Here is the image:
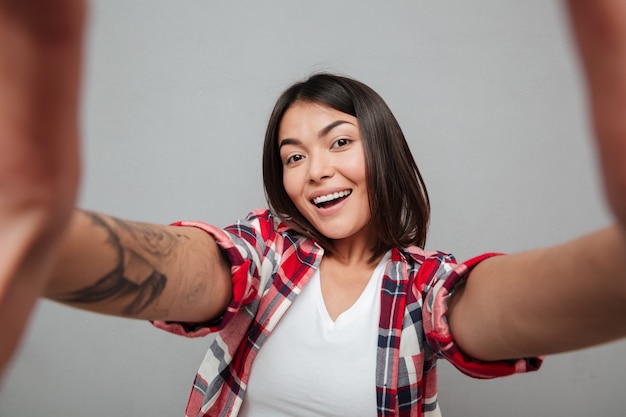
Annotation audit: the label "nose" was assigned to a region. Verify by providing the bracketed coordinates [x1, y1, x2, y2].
[307, 150, 334, 183]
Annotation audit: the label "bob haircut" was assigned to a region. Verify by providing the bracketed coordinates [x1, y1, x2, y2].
[263, 73, 430, 259]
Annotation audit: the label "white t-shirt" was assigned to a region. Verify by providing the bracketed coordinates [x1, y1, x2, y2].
[238, 252, 391, 417]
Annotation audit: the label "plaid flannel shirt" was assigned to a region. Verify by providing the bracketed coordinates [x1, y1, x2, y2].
[154, 209, 541, 417]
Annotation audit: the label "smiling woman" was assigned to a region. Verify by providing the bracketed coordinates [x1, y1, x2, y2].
[279, 102, 371, 246]
[1, 1, 626, 417]
[264, 74, 430, 261]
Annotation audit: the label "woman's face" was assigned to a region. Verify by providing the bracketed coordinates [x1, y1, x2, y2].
[278, 101, 372, 243]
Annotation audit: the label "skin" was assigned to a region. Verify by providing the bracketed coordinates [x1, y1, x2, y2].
[0, 0, 626, 383]
[0, 0, 86, 373]
[46, 211, 232, 322]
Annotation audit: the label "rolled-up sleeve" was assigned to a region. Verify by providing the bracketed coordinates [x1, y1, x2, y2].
[422, 252, 543, 378]
[152, 210, 272, 337]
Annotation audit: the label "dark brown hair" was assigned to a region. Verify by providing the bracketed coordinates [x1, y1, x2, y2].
[263, 73, 430, 259]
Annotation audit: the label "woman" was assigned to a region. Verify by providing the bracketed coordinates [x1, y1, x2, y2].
[1, 1, 626, 416]
[152, 74, 542, 417]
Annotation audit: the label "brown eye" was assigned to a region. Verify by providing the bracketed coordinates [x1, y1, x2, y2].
[286, 154, 305, 165]
[332, 138, 351, 148]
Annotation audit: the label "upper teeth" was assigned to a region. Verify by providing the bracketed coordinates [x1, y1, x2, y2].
[313, 190, 351, 205]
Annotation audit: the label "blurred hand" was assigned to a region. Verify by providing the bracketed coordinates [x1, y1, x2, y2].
[0, 0, 86, 375]
[567, 0, 626, 233]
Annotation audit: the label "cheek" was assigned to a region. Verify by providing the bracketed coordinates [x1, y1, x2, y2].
[341, 144, 367, 179]
[344, 155, 368, 184]
[282, 171, 301, 204]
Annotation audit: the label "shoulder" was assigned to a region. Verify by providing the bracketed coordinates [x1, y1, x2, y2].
[394, 246, 457, 269]
[224, 209, 282, 240]
[224, 208, 318, 253]
[388, 246, 461, 296]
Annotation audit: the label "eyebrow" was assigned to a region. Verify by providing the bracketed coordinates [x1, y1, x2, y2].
[278, 120, 355, 149]
[318, 120, 354, 138]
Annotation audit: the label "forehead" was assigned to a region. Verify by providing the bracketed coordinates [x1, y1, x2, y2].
[278, 101, 358, 139]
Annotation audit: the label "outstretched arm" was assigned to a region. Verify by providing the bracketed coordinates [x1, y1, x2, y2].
[0, 1, 232, 376]
[47, 210, 232, 322]
[447, 0, 626, 362]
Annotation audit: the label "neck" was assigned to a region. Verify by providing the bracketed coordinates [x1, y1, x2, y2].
[328, 232, 380, 267]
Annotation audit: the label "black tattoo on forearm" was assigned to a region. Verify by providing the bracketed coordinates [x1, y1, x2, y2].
[59, 212, 171, 316]
[62, 267, 166, 315]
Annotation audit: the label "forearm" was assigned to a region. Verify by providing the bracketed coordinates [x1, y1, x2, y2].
[449, 226, 626, 361]
[46, 210, 232, 323]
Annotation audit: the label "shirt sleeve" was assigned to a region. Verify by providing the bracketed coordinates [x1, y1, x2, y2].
[422, 252, 543, 379]
[152, 209, 274, 337]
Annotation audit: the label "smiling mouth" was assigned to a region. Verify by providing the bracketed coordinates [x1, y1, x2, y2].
[311, 190, 352, 208]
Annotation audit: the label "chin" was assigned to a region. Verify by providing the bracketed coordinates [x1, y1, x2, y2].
[319, 228, 362, 241]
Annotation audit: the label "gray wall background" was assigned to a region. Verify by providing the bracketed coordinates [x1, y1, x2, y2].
[1, 1, 625, 416]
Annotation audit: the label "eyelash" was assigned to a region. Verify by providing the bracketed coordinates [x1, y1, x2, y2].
[285, 154, 304, 165]
[332, 138, 352, 148]
[283, 138, 352, 165]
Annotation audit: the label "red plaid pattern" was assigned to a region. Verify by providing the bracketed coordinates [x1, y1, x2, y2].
[154, 209, 542, 417]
